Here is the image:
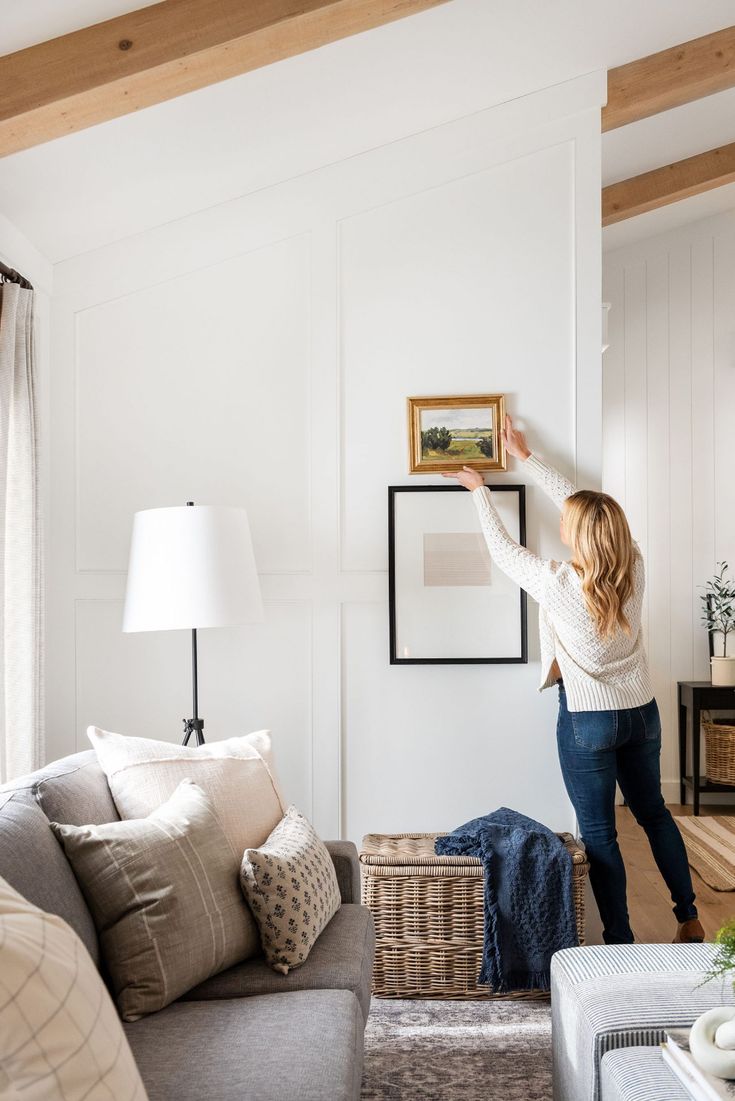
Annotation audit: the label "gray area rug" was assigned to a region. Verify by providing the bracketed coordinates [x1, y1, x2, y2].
[361, 998, 552, 1101]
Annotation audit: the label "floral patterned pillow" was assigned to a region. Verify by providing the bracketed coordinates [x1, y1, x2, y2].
[240, 806, 342, 974]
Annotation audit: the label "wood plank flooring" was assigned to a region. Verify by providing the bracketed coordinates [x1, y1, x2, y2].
[617, 804, 735, 943]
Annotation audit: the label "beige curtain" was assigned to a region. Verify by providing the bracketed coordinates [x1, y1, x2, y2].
[0, 282, 43, 781]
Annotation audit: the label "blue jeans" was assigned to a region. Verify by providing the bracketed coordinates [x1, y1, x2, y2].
[556, 683, 697, 944]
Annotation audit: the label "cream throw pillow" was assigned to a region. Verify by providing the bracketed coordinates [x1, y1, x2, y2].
[0, 875, 148, 1100]
[88, 726, 286, 855]
[51, 780, 256, 1022]
[240, 806, 341, 975]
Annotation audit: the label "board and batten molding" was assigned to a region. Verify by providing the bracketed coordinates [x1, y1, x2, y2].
[44, 73, 604, 844]
[603, 207, 735, 802]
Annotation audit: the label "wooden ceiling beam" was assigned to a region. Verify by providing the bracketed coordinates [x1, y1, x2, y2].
[602, 142, 735, 226]
[603, 25, 735, 131]
[0, 0, 449, 157]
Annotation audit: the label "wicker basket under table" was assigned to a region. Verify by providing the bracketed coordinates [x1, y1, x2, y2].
[702, 719, 735, 786]
[360, 831, 589, 1000]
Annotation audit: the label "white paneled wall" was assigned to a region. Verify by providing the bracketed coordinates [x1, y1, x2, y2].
[74, 236, 312, 574]
[603, 211, 735, 800]
[46, 73, 604, 843]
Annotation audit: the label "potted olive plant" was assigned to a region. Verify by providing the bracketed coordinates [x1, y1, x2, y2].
[701, 562, 735, 686]
[705, 920, 735, 989]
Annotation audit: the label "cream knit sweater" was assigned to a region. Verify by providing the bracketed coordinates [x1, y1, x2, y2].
[471, 454, 653, 712]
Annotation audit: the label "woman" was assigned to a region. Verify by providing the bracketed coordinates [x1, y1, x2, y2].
[445, 414, 703, 946]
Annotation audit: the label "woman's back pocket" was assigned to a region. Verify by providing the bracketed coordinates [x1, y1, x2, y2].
[571, 709, 619, 750]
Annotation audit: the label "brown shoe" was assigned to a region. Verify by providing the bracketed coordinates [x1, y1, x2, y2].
[674, 919, 705, 943]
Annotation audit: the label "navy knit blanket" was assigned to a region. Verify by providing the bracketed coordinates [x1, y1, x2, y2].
[435, 807, 578, 993]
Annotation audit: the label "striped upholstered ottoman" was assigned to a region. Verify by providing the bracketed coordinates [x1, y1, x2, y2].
[551, 943, 733, 1101]
[600, 1048, 688, 1100]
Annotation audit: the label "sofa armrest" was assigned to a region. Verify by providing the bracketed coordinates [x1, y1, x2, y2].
[551, 944, 725, 1101]
[325, 840, 361, 904]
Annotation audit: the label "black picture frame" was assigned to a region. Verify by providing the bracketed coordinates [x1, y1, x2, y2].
[388, 484, 528, 665]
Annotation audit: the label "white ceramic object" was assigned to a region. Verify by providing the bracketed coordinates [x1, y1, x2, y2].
[711, 657, 735, 687]
[716, 1018, 735, 1050]
[690, 1007, 735, 1078]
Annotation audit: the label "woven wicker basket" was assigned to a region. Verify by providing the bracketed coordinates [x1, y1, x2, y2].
[703, 719, 735, 786]
[360, 831, 589, 1000]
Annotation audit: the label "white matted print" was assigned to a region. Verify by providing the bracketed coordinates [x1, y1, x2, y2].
[423, 533, 492, 587]
[389, 485, 527, 663]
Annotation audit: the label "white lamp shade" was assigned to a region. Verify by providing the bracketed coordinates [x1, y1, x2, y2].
[123, 505, 264, 633]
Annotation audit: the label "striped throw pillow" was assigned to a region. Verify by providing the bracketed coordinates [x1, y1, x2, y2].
[51, 780, 255, 1021]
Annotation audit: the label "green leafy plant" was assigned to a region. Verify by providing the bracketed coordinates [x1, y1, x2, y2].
[477, 435, 494, 458]
[421, 426, 453, 453]
[701, 562, 735, 657]
[703, 920, 735, 991]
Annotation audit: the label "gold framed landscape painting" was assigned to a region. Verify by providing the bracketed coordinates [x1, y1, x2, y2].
[407, 394, 506, 474]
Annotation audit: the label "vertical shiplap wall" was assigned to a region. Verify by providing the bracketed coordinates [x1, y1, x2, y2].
[603, 212, 735, 798]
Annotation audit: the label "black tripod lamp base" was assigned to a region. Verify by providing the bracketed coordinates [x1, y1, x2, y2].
[182, 717, 204, 747]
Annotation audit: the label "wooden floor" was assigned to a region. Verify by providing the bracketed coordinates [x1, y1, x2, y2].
[618, 804, 735, 943]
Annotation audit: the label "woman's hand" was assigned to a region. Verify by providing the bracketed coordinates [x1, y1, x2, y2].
[502, 414, 531, 461]
[442, 466, 485, 491]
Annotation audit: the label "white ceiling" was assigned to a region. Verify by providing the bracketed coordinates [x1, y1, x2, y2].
[602, 87, 735, 187]
[2, 0, 735, 261]
[1, 0, 157, 53]
[601, 83, 735, 252]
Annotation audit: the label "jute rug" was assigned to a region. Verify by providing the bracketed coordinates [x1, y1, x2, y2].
[674, 814, 735, 890]
[361, 998, 552, 1101]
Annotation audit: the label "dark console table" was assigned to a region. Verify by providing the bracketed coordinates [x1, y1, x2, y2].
[678, 680, 735, 815]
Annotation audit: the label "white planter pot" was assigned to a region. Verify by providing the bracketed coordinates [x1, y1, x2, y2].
[711, 657, 735, 686]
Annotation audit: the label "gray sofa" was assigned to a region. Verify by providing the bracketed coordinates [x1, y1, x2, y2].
[0, 750, 375, 1101]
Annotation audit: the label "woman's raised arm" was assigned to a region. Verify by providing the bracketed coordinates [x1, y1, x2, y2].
[503, 415, 576, 512]
[442, 465, 553, 604]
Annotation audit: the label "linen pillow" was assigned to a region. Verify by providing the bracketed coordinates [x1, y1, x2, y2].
[240, 806, 341, 975]
[0, 874, 148, 1100]
[88, 726, 286, 855]
[51, 780, 256, 1022]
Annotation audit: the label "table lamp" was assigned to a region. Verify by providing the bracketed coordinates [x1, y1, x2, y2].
[123, 502, 264, 745]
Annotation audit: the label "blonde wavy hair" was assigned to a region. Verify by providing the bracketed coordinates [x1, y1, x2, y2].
[563, 491, 636, 639]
